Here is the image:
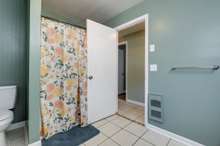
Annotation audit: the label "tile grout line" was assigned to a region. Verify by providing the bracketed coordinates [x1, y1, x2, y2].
[93, 114, 157, 146]
[97, 118, 125, 146]
[98, 128, 122, 146]
[116, 113, 144, 126]
[88, 117, 119, 146]
[140, 130, 158, 146]
[109, 137, 122, 146]
[98, 115, 144, 146]
[115, 115, 146, 136]
[90, 114, 185, 146]
[132, 130, 148, 146]
[92, 114, 174, 146]
[109, 115, 147, 146]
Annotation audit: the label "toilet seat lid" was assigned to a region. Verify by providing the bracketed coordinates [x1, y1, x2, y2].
[0, 110, 13, 121]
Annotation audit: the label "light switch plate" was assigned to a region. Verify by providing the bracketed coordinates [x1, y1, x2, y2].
[150, 64, 158, 72]
[149, 44, 156, 52]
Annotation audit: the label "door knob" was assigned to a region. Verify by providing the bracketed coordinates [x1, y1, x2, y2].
[88, 76, 93, 80]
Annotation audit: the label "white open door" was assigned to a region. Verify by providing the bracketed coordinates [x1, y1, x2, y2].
[87, 20, 118, 124]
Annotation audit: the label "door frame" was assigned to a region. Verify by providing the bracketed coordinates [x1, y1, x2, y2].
[114, 14, 149, 126]
[118, 41, 128, 101]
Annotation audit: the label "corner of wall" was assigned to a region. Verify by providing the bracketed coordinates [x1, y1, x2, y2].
[28, 0, 41, 144]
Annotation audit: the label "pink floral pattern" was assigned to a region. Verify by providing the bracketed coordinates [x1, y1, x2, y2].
[40, 17, 87, 139]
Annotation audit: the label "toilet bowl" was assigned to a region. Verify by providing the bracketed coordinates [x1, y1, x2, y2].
[0, 86, 16, 146]
[0, 110, 13, 146]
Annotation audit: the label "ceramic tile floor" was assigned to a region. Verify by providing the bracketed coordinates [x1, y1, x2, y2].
[118, 99, 145, 125]
[5, 117, 188, 146]
[81, 115, 188, 146]
[6, 127, 27, 146]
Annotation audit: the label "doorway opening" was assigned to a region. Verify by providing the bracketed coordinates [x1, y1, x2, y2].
[116, 19, 146, 125]
[118, 42, 127, 101]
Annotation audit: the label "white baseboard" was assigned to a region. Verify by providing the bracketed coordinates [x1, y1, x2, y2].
[147, 124, 205, 146]
[28, 140, 42, 146]
[7, 121, 26, 131]
[127, 99, 145, 107]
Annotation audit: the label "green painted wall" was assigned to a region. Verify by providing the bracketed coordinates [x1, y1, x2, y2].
[106, 0, 220, 146]
[0, 0, 27, 123]
[28, 0, 41, 144]
[120, 31, 145, 103]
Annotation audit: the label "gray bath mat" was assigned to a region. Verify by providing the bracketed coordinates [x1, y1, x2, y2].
[42, 125, 100, 146]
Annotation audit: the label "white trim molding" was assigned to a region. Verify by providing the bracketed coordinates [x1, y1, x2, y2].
[115, 15, 146, 31]
[28, 140, 42, 146]
[147, 124, 205, 146]
[7, 121, 26, 131]
[127, 99, 145, 107]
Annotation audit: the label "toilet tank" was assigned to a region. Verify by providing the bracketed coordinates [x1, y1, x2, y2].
[0, 86, 16, 110]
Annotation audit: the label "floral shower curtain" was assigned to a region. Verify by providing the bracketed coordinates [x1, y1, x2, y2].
[40, 17, 88, 139]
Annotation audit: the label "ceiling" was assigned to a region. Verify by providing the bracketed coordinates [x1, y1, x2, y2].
[119, 22, 145, 39]
[42, 0, 144, 23]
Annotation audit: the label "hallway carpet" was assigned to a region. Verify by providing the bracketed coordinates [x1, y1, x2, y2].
[42, 125, 99, 146]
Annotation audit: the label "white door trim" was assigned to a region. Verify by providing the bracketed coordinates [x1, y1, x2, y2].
[114, 14, 149, 126]
[115, 15, 146, 32]
[118, 41, 128, 101]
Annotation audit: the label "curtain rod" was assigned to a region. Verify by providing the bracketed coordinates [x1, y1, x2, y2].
[41, 15, 86, 30]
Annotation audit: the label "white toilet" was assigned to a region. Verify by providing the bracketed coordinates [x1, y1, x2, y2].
[0, 86, 16, 146]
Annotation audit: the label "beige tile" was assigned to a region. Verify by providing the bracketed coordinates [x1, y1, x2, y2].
[118, 109, 127, 116]
[124, 122, 146, 137]
[119, 107, 133, 113]
[99, 122, 121, 137]
[8, 138, 26, 146]
[118, 101, 145, 122]
[126, 102, 138, 107]
[135, 115, 145, 124]
[118, 109, 131, 116]
[142, 130, 170, 146]
[123, 110, 141, 121]
[99, 139, 119, 146]
[111, 130, 138, 146]
[133, 108, 145, 115]
[134, 139, 153, 146]
[6, 128, 25, 140]
[168, 140, 188, 146]
[110, 116, 131, 128]
[105, 115, 121, 121]
[135, 106, 145, 111]
[92, 119, 109, 128]
[118, 99, 125, 103]
[118, 102, 126, 107]
[84, 133, 108, 146]
[6, 127, 27, 146]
